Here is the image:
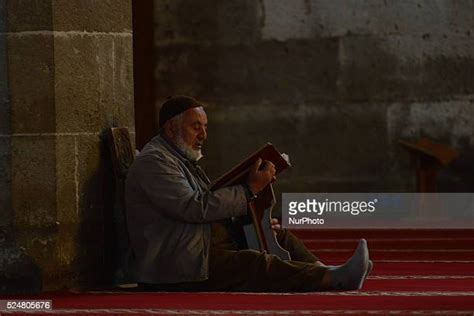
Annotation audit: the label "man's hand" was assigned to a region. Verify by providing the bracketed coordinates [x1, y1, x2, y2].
[271, 218, 281, 237]
[270, 218, 281, 231]
[247, 158, 276, 195]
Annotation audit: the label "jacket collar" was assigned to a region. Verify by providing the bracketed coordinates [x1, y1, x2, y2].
[154, 135, 211, 186]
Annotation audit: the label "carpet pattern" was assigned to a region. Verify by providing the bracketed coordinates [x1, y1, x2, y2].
[1, 229, 473, 315]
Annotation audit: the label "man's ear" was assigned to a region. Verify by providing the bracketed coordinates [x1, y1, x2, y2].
[162, 121, 175, 139]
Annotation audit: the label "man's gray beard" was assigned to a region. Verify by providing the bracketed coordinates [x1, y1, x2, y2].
[175, 136, 203, 162]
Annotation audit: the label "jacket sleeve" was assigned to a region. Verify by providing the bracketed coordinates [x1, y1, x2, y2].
[131, 155, 248, 223]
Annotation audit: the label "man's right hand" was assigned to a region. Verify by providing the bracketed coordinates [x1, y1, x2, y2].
[247, 158, 276, 195]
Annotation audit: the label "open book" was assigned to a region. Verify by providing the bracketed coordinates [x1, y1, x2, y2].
[210, 143, 291, 191]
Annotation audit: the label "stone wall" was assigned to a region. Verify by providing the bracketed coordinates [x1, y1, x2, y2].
[153, 0, 474, 196]
[0, 0, 134, 293]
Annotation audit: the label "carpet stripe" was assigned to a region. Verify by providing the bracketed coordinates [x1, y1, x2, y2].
[303, 238, 474, 241]
[314, 291, 474, 296]
[348, 260, 474, 263]
[367, 275, 474, 279]
[82, 291, 474, 296]
[291, 229, 474, 239]
[4, 309, 474, 315]
[6, 292, 474, 312]
[315, 251, 474, 261]
[313, 249, 474, 252]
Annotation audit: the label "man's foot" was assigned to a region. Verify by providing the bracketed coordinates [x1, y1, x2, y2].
[365, 260, 373, 280]
[317, 259, 373, 279]
[358, 259, 373, 288]
[321, 239, 369, 291]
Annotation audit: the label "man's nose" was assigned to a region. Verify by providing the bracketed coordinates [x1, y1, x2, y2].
[199, 127, 207, 140]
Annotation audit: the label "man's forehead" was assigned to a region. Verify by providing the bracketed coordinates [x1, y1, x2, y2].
[183, 107, 207, 123]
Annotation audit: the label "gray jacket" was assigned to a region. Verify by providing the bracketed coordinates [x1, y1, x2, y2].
[125, 135, 248, 284]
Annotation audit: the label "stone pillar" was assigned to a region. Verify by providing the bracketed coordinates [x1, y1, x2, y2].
[0, 0, 134, 294]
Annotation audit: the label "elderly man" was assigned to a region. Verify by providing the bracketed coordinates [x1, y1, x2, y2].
[125, 95, 372, 292]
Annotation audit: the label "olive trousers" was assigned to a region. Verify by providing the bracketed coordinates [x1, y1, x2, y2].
[143, 227, 328, 292]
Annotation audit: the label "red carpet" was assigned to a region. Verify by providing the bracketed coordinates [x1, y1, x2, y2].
[2, 229, 473, 315]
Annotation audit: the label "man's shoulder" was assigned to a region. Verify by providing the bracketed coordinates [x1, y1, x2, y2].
[130, 136, 181, 172]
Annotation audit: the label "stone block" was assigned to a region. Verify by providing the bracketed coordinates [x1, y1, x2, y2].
[0, 5, 8, 134]
[5, 0, 53, 32]
[52, 0, 132, 33]
[0, 137, 12, 225]
[0, 1, 5, 33]
[56, 136, 78, 224]
[422, 55, 474, 98]
[9, 136, 58, 283]
[446, 1, 474, 35]
[0, 34, 9, 135]
[154, 39, 338, 105]
[261, 0, 474, 40]
[337, 36, 413, 102]
[260, 0, 314, 40]
[14, 226, 57, 278]
[0, 244, 42, 295]
[54, 34, 134, 133]
[337, 35, 474, 102]
[154, 0, 217, 44]
[387, 99, 474, 149]
[0, 100, 10, 135]
[53, 223, 79, 275]
[11, 136, 57, 227]
[7, 34, 55, 134]
[53, 135, 93, 285]
[385, 34, 474, 98]
[154, 0, 260, 45]
[215, 0, 262, 44]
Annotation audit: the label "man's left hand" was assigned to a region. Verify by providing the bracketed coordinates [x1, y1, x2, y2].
[271, 218, 281, 231]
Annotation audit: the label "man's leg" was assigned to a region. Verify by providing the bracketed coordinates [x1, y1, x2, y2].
[142, 239, 370, 292]
[276, 229, 320, 263]
[204, 247, 328, 292]
[205, 239, 369, 292]
[140, 248, 321, 292]
[277, 229, 373, 281]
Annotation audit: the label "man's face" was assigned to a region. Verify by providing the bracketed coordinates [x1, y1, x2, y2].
[170, 107, 208, 161]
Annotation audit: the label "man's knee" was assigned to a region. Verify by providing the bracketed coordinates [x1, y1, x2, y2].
[235, 249, 270, 265]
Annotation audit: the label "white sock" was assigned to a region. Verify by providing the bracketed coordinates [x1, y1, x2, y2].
[325, 239, 369, 290]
